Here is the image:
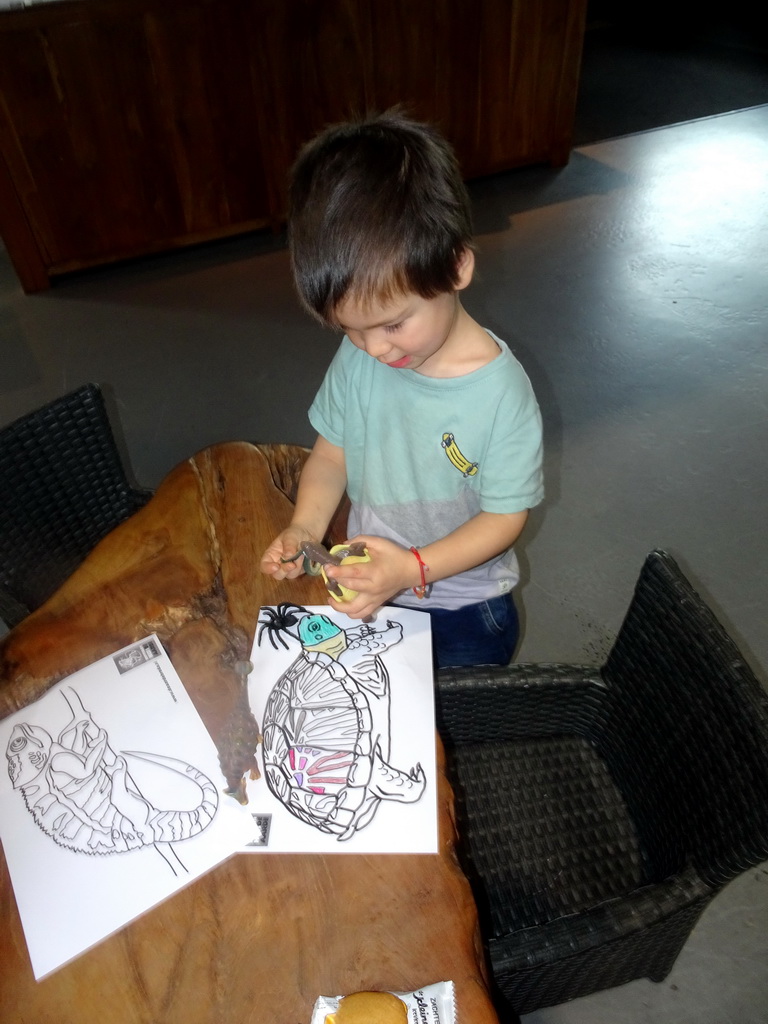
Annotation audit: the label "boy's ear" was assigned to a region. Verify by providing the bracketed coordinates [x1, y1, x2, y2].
[454, 247, 475, 291]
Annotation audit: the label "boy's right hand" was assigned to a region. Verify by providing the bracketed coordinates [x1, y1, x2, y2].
[259, 526, 315, 581]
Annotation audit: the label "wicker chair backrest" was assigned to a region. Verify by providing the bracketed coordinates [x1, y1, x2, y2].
[0, 383, 149, 621]
[600, 549, 768, 887]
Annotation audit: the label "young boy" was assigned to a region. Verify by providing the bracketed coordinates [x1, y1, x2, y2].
[260, 110, 544, 669]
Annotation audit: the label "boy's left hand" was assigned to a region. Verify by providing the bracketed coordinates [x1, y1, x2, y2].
[324, 536, 419, 620]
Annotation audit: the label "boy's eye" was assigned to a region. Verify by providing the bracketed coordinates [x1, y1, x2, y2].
[384, 322, 404, 333]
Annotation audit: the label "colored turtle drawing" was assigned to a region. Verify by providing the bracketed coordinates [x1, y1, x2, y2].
[257, 604, 427, 840]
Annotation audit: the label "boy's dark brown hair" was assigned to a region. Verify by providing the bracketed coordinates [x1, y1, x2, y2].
[288, 110, 474, 325]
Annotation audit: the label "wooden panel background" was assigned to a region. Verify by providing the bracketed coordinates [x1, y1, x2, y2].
[0, 0, 587, 291]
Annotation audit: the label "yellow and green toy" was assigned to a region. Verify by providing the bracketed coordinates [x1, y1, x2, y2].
[299, 541, 371, 602]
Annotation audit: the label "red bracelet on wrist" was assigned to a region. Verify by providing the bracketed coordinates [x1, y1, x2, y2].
[409, 547, 431, 599]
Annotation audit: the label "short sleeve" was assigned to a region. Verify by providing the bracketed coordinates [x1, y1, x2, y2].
[308, 339, 353, 447]
[478, 363, 544, 513]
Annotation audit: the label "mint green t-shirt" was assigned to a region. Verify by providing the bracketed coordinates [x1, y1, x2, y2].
[309, 331, 544, 610]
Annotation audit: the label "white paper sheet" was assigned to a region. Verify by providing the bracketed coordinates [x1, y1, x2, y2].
[0, 636, 257, 980]
[243, 605, 438, 854]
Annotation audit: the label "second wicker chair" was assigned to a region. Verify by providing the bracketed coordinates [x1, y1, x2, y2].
[436, 549, 768, 1016]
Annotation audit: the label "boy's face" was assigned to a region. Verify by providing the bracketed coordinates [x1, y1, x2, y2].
[334, 251, 475, 378]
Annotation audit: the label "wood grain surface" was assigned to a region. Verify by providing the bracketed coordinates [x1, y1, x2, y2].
[0, 0, 587, 290]
[0, 442, 500, 1024]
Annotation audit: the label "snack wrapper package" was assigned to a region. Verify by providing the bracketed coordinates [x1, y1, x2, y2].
[310, 981, 456, 1024]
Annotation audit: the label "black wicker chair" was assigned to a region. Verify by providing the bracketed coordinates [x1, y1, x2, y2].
[436, 550, 768, 1017]
[0, 383, 152, 628]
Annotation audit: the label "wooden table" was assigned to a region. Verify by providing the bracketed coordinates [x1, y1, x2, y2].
[0, 442, 500, 1024]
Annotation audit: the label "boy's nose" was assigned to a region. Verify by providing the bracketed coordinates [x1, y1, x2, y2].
[364, 333, 392, 358]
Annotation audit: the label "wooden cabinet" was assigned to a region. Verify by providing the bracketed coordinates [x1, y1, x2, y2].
[0, 0, 587, 292]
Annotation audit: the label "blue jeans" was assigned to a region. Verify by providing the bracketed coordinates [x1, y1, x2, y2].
[397, 592, 520, 670]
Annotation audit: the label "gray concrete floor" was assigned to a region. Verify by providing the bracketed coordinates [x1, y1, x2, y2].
[2, 106, 767, 1021]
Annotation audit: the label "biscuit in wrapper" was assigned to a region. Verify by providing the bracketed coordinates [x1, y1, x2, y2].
[324, 990, 408, 1024]
[312, 980, 456, 1024]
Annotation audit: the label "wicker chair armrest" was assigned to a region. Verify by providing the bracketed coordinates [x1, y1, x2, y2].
[435, 664, 607, 746]
[127, 488, 154, 512]
[491, 865, 712, 973]
[0, 587, 30, 630]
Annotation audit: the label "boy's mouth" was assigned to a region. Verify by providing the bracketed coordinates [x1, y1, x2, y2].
[385, 355, 411, 369]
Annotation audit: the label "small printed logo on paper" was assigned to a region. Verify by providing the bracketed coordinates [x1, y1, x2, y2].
[247, 814, 272, 847]
[114, 639, 161, 674]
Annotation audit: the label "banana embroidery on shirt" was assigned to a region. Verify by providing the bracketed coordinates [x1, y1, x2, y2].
[441, 433, 479, 477]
